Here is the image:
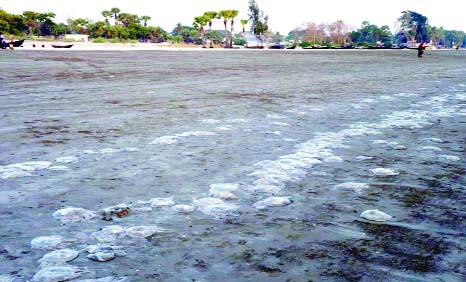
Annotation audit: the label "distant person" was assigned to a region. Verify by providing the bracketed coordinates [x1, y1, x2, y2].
[8, 34, 14, 50]
[417, 41, 425, 58]
[0, 33, 6, 49]
[455, 44, 460, 50]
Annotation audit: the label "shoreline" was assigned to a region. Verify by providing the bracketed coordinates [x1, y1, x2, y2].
[4, 40, 462, 51]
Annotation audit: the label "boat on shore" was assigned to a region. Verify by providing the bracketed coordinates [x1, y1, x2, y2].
[10, 39, 25, 47]
[51, 44, 73, 49]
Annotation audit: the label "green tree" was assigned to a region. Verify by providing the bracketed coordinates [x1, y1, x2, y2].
[240, 19, 248, 33]
[228, 10, 238, 47]
[110, 7, 120, 25]
[101, 10, 112, 24]
[22, 11, 39, 36]
[203, 11, 218, 48]
[193, 15, 208, 47]
[248, 0, 268, 45]
[140, 15, 151, 27]
[37, 12, 56, 36]
[219, 10, 230, 47]
[73, 18, 89, 34]
[397, 10, 428, 44]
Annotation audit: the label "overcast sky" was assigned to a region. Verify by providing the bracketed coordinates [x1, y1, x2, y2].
[2, 0, 465, 34]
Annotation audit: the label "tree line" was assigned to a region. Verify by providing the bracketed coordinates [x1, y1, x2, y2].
[290, 11, 465, 48]
[1, 5, 465, 47]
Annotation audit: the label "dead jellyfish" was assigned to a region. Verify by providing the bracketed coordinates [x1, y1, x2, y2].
[208, 183, 239, 200]
[32, 266, 86, 282]
[199, 203, 239, 218]
[31, 236, 64, 250]
[54, 156, 78, 164]
[335, 182, 369, 193]
[193, 197, 224, 207]
[324, 156, 344, 163]
[91, 225, 126, 243]
[420, 146, 442, 152]
[149, 197, 175, 207]
[370, 168, 399, 176]
[52, 207, 97, 224]
[87, 251, 115, 262]
[438, 155, 460, 161]
[39, 249, 79, 266]
[48, 166, 70, 171]
[126, 225, 169, 239]
[171, 204, 195, 213]
[360, 209, 392, 222]
[253, 196, 291, 209]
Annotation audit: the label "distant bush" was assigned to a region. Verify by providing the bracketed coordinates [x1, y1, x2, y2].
[300, 41, 312, 47]
[234, 38, 246, 46]
[92, 37, 106, 43]
[109, 38, 121, 43]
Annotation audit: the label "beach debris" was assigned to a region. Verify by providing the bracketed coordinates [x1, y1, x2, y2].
[335, 182, 369, 193]
[100, 204, 130, 220]
[253, 196, 292, 209]
[370, 168, 399, 176]
[54, 156, 78, 164]
[92, 225, 126, 243]
[171, 204, 195, 213]
[39, 249, 79, 266]
[149, 197, 175, 207]
[208, 183, 239, 200]
[52, 207, 97, 224]
[360, 209, 392, 222]
[32, 266, 86, 282]
[126, 225, 169, 239]
[31, 236, 65, 250]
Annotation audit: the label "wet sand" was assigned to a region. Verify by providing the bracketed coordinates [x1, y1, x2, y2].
[0, 50, 465, 281]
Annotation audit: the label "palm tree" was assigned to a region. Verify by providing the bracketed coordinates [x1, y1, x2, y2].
[23, 11, 39, 36]
[74, 18, 89, 34]
[110, 7, 120, 25]
[193, 16, 208, 48]
[240, 19, 248, 33]
[203, 11, 218, 48]
[219, 10, 230, 48]
[101, 11, 112, 24]
[140, 15, 151, 27]
[229, 10, 239, 47]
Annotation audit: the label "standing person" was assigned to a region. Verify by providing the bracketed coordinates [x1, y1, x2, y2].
[0, 33, 7, 49]
[8, 34, 14, 50]
[417, 41, 425, 58]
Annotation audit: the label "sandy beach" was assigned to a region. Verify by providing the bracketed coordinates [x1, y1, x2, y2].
[11, 40, 246, 51]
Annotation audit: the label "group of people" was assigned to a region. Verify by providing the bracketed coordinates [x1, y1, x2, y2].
[0, 33, 14, 49]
